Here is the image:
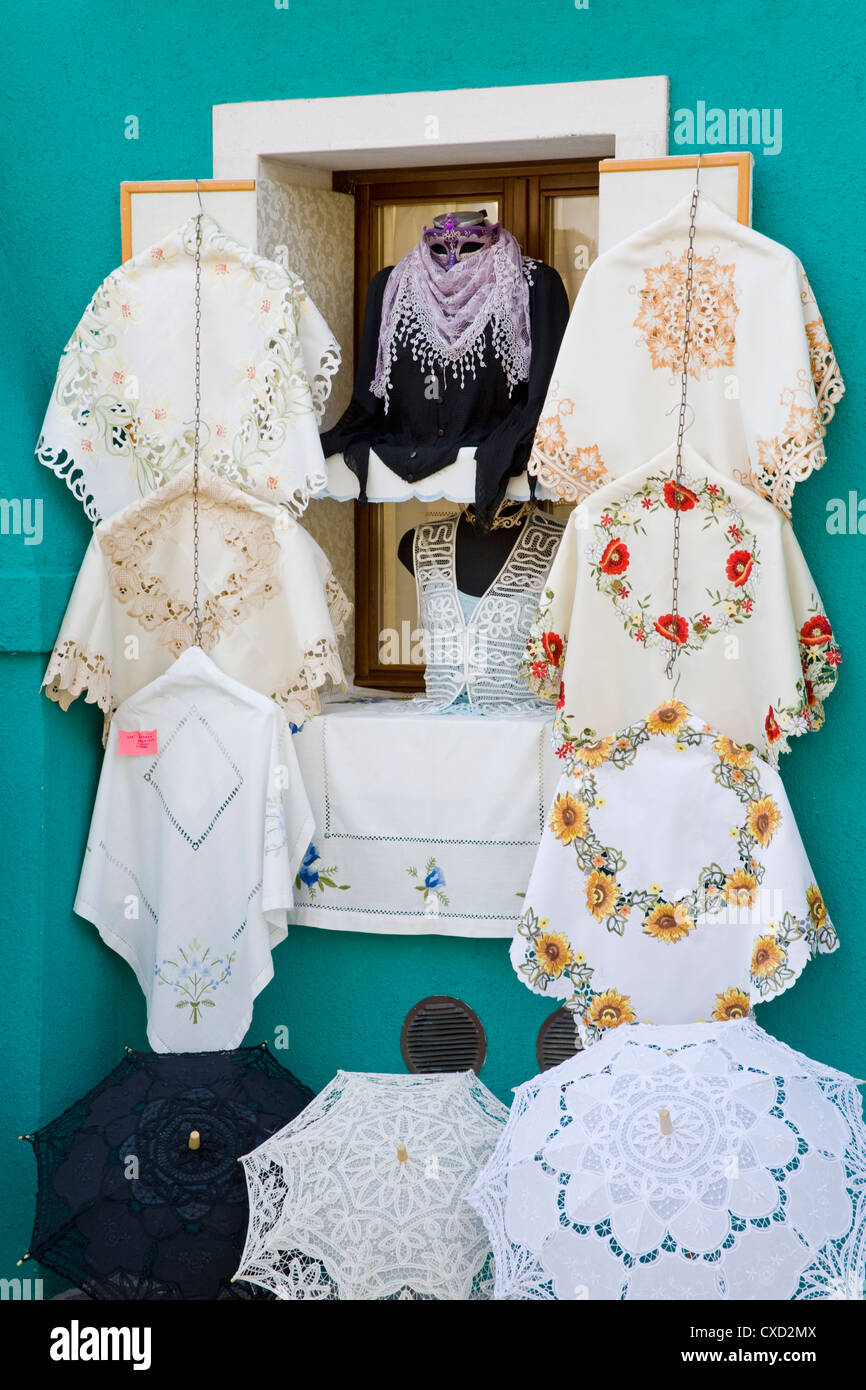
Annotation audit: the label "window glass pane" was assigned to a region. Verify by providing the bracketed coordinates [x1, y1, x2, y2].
[545, 193, 599, 305]
[377, 499, 460, 670]
[376, 200, 501, 270]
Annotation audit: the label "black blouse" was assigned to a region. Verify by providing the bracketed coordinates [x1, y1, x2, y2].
[321, 259, 569, 523]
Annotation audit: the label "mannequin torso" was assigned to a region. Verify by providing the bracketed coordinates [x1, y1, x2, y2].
[399, 508, 533, 597]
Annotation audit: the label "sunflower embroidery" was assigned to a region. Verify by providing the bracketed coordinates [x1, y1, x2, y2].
[585, 869, 619, 920]
[746, 796, 782, 847]
[712, 986, 751, 1021]
[535, 930, 575, 979]
[550, 793, 589, 844]
[572, 735, 615, 768]
[806, 883, 828, 930]
[585, 987, 636, 1031]
[724, 869, 759, 909]
[646, 700, 690, 737]
[713, 734, 753, 769]
[643, 900, 696, 944]
[751, 935, 785, 980]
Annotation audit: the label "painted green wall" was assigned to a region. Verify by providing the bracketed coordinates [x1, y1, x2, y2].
[1, 0, 863, 1285]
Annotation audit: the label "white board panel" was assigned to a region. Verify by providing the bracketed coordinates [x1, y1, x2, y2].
[599, 157, 752, 254]
[126, 189, 258, 259]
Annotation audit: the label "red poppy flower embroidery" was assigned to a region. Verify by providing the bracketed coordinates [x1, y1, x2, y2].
[726, 549, 754, 587]
[765, 707, 781, 743]
[541, 631, 564, 665]
[599, 538, 630, 576]
[800, 615, 833, 646]
[654, 613, 689, 645]
[663, 481, 698, 511]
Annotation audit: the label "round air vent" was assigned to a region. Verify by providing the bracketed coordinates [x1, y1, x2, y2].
[401, 996, 486, 1074]
[536, 1007, 582, 1072]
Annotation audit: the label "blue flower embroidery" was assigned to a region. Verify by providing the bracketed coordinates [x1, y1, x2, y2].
[298, 842, 320, 888]
[408, 857, 450, 910]
[295, 843, 350, 899]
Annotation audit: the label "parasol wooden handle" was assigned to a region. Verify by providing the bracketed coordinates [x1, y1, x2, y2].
[188, 1129, 201, 1151]
[659, 1108, 674, 1136]
[396, 1142, 408, 1163]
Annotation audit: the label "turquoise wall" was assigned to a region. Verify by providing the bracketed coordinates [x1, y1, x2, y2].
[1, 0, 863, 1285]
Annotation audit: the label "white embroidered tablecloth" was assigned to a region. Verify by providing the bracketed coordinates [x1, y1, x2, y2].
[75, 648, 314, 1052]
[292, 699, 559, 937]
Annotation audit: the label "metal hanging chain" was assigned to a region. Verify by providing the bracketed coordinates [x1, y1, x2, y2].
[191, 210, 203, 648]
[665, 154, 702, 682]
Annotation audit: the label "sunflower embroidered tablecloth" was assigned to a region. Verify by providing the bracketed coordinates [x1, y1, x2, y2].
[510, 703, 837, 1045]
[520, 442, 841, 762]
[74, 648, 314, 1052]
[291, 699, 560, 937]
[37, 214, 341, 521]
[527, 191, 844, 518]
[42, 464, 350, 741]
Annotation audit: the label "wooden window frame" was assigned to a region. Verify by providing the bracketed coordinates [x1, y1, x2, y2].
[334, 157, 599, 691]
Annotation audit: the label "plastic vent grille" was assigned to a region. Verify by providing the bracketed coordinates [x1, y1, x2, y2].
[536, 1007, 583, 1071]
[401, 995, 487, 1074]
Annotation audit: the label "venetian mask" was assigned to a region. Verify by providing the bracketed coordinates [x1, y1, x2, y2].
[423, 212, 499, 269]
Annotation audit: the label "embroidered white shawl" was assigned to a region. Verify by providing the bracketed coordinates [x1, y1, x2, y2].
[528, 193, 844, 517]
[36, 214, 341, 521]
[521, 443, 841, 763]
[42, 464, 351, 741]
[75, 648, 314, 1052]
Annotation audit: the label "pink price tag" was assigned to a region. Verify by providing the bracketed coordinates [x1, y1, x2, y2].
[118, 729, 158, 756]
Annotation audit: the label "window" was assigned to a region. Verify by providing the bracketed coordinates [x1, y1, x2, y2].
[333, 159, 599, 690]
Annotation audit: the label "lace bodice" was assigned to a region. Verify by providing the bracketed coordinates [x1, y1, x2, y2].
[414, 510, 564, 711]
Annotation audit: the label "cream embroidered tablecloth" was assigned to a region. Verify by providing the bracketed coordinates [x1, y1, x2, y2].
[292, 700, 559, 937]
[37, 214, 340, 521]
[528, 191, 845, 518]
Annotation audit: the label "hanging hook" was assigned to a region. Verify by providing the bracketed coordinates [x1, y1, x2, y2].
[195, 177, 204, 213]
[665, 400, 695, 434]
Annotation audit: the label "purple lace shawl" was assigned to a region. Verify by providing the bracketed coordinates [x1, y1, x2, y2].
[370, 228, 533, 407]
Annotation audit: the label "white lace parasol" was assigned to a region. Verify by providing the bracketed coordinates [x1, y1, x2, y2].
[467, 1019, 866, 1301]
[234, 1070, 508, 1299]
